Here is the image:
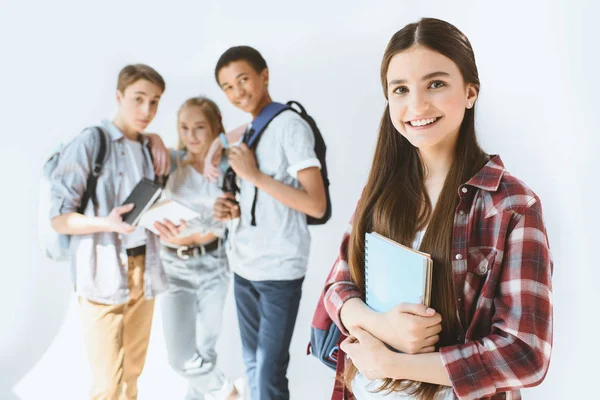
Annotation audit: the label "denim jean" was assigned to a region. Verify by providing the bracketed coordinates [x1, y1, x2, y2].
[160, 244, 233, 400]
[233, 274, 304, 400]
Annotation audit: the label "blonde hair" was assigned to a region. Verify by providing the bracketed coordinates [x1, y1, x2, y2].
[176, 96, 225, 166]
[117, 64, 166, 94]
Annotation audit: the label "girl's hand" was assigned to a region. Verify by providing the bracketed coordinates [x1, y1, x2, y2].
[204, 136, 223, 182]
[341, 327, 391, 381]
[153, 219, 186, 242]
[378, 303, 442, 354]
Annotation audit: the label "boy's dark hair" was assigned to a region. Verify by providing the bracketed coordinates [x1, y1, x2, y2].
[214, 46, 268, 83]
[117, 64, 166, 94]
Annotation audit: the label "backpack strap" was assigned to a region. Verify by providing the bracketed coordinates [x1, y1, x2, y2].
[78, 127, 107, 214]
[244, 102, 291, 226]
[244, 102, 290, 148]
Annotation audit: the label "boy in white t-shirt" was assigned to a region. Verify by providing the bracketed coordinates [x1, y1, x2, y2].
[212, 46, 326, 400]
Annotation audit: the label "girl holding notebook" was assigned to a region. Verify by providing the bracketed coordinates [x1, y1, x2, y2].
[323, 18, 553, 400]
[153, 97, 242, 400]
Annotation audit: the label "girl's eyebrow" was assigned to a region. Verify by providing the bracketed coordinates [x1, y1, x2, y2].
[388, 71, 451, 87]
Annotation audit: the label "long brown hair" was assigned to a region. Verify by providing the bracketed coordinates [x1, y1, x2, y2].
[176, 96, 225, 168]
[345, 18, 488, 399]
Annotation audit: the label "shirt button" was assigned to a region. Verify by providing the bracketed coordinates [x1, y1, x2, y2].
[455, 254, 463, 260]
[458, 297, 462, 302]
[461, 187, 468, 194]
[478, 264, 488, 274]
[459, 210, 465, 216]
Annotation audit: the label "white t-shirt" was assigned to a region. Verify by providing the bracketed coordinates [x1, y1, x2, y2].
[120, 138, 147, 249]
[227, 110, 321, 281]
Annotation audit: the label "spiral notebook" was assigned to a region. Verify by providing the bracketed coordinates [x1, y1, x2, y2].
[365, 232, 433, 312]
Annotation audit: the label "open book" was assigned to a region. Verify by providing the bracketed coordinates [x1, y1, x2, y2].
[365, 232, 433, 312]
[138, 199, 200, 235]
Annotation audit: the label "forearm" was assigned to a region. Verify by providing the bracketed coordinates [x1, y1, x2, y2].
[51, 213, 112, 235]
[189, 232, 217, 245]
[251, 172, 325, 218]
[340, 298, 380, 335]
[385, 352, 452, 387]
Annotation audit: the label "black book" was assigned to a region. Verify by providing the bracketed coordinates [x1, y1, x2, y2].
[121, 178, 163, 226]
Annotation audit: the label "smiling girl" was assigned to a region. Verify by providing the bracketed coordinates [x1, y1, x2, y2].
[323, 18, 553, 400]
[155, 97, 241, 400]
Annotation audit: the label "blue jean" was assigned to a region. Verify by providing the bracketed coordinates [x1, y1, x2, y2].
[160, 245, 233, 400]
[233, 274, 304, 400]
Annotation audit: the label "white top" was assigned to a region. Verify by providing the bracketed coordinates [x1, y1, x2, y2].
[120, 137, 147, 249]
[162, 154, 226, 245]
[352, 373, 454, 399]
[227, 110, 321, 281]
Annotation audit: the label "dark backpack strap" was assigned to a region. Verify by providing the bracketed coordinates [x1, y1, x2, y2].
[287, 101, 332, 225]
[247, 127, 263, 227]
[78, 127, 107, 214]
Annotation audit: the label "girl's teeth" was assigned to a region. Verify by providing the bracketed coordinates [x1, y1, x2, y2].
[410, 118, 437, 127]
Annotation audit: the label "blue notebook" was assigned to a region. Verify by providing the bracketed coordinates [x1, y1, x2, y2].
[365, 232, 433, 312]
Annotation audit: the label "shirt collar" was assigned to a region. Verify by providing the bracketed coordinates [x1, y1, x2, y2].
[463, 155, 505, 192]
[100, 119, 149, 146]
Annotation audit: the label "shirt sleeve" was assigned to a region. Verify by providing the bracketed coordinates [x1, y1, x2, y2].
[440, 198, 553, 400]
[323, 215, 363, 335]
[281, 113, 321, 179]
[49, 128, 99, 218]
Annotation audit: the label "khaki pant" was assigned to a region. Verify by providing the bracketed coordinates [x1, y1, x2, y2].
[79, 253, 155, 400]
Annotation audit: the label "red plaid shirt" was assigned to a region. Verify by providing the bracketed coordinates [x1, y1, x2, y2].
[323, 156, 553, 400]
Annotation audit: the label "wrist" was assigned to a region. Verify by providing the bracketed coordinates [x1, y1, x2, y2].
[248, 170, 265, 187]
[97, 217, 114, 233]
[342, 298, 370, 332]
[384, 351, 407, 380]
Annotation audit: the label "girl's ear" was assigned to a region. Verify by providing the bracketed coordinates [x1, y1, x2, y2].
[465, 84, 478, 109]
[116, 90, 123, 105]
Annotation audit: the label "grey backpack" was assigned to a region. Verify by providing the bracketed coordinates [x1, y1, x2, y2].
[39, 127, 107, 261]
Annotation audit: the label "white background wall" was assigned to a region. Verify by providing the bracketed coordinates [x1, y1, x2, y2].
[0, 0, 597, 399]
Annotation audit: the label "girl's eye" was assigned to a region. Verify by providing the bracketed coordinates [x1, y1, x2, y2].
[429, 81, 445, 89]
[393, 86, 408, 95]
[135, 97, 143, 103]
